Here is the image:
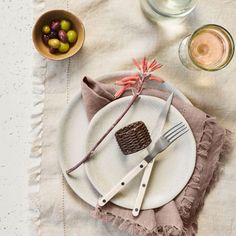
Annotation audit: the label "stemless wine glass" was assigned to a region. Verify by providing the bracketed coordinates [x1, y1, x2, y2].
[179, 24, 235, 71]
[140, 0, 198, 23]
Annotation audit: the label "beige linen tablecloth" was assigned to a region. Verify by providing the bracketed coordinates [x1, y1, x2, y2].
[30, 0, 236, 235]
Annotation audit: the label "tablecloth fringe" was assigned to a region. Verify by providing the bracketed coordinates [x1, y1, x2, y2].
[29, 53, 47, 236]
[29, 11, 47, 232]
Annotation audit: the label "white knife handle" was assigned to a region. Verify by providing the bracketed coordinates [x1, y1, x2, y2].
[132, 160, 155, 217]
[98, 160, 148, 207]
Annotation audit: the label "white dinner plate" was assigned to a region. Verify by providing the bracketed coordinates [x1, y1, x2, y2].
[85, 95, 196, 209]
[57, 71, 193, 207]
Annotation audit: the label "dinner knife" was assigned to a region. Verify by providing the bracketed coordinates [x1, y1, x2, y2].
[98, 93, 174, 207]
[132, 93, 174, 216]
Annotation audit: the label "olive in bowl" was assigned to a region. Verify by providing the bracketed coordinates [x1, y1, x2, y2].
[32, 10, 85, 61]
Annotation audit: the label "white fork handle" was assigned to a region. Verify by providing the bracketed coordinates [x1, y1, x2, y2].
[132, 159, 155, 216]
[98, 160, 148, 207]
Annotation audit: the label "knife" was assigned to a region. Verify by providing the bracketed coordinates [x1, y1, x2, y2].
[132, 93, 174, 216]
[98, 93, 174, 207]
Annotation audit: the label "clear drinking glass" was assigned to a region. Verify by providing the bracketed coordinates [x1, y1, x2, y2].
[179, 24, 235, 71]
[140, 0, 198, 23]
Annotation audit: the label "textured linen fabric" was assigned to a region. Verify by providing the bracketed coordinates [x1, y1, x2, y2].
[30, 0, 236, 235]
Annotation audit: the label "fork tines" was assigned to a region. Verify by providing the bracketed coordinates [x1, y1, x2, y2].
[164, 122, 189, 143]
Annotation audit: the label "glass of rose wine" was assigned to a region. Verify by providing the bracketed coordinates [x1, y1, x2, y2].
[179, 24, 235, 71]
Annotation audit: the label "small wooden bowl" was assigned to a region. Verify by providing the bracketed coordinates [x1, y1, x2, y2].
[32, 10, 85, 60]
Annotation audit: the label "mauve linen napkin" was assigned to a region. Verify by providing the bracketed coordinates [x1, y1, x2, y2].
[81, 77, 231, 236]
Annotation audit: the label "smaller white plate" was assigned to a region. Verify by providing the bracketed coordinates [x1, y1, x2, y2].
[85, 95, 196, 209]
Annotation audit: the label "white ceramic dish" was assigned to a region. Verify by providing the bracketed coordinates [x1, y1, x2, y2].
[57, 71, 192, 207]
[85, 96, 196, 209]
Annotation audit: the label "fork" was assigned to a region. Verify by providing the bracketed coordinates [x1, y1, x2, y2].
[98, 122, 189, 207]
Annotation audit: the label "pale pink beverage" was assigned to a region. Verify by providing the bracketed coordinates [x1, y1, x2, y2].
[179, 25, 234, 71]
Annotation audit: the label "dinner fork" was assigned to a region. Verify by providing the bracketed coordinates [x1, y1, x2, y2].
[98, 122, 189, 207]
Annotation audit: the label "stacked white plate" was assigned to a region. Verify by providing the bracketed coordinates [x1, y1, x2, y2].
[57, 71, 196, 209]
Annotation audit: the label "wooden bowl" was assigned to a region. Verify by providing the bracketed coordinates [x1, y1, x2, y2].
[32, 10, 85, 60]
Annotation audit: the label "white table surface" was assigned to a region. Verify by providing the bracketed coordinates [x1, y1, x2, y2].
[1, 1, 236, 236]
[0, 0, 32, 235]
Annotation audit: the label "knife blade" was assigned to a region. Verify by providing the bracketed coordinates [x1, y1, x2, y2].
[132, 93, 174, 216]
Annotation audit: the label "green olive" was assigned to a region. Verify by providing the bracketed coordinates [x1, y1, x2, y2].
[67, 30, 77, 43]
[58, 42, 70, 53]
[48, 39, 60, 49]
[42, 25, 50, 34]
[60, 20, 71, 31]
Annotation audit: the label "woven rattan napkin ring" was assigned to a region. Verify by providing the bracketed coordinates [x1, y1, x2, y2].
[115, 121, 151, 155]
